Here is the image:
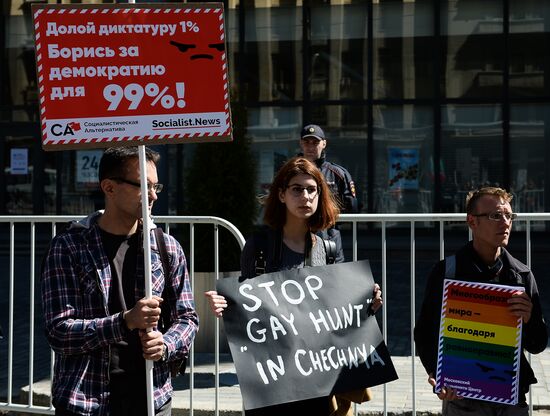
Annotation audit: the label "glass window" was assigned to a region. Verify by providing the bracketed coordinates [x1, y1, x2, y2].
[59, 151, 103, 215]
[510, 104, 548, 213]
[373, 0, 434, 99]
[441, 0, 504, 99]
[246, 105, 369, 212]
[1, 1, 39, 122]
[509, 2, 550, 98]
[247, 106, 303, 195]
[3, 135, 56, 215]
[243, 2, 302, 102]
[4, 137, 34, 214]
[308, 105, 369, 211]
[310, 1, 368, 100]
[441, 104, 503, 212]
[373, 105, 433, 213]
[226, 1, 240, 98]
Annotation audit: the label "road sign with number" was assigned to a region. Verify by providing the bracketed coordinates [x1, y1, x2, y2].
[76, 150, 102, 183]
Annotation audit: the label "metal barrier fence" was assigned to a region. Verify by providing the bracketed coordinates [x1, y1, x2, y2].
[0, 215, 245, 415]
[1, 213, 549, 415]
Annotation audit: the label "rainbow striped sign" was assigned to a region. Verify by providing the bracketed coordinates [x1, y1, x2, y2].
[435, 279, 523, 405]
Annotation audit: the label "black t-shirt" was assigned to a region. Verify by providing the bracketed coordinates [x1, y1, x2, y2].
[99, 229, 144, 379]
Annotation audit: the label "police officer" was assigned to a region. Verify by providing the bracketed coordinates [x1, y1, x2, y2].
[299, 124, 359, 263]
[299, 124, 358, 213]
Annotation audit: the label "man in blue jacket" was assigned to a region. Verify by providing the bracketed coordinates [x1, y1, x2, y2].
[41, 146, 198, 416]
[414, 187, 547, 416]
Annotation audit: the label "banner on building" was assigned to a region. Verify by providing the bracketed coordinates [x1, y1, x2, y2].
[435, 279, 523, 405]
[32, 3, 232, 151]
[217, 260, 399, 410]
[10, 148, 29, 175]
[388, 147, 419, 190]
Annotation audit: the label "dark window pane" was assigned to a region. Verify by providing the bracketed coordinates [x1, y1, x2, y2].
[3, 135, 56, 215]
[373, 105, 433, 213]
[243, 4, 302, 102]
[510, 104, 548, 214]
[308, 105, 368, 211]
[310, 2, 368, 100]
[441, 104, 503, 212]
[441, 0, 504, 99]
[374, 0, 434, 99]
[61, 150, 103, 215]
[509, 2, 550, 98]
[246, 107, 302, 193]
[227, 1, 240, 98]
[2, 1, 39, 122]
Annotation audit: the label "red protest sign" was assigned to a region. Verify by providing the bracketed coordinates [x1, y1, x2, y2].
[33, 3, 232, 151]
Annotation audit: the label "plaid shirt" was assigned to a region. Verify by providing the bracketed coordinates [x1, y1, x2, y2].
[41, 212, 199, 415]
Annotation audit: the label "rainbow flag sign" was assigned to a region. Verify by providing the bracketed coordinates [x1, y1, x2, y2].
[435, 279, 523, 405]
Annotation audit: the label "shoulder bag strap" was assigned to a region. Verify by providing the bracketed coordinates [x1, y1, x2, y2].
[154, 227, 188, 377]
[154, 227, 172, 332]
[322, 238, 337, 265]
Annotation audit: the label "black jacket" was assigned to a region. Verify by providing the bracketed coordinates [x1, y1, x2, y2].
[297, 153, 358, 213]
[414, 241, 548, 403]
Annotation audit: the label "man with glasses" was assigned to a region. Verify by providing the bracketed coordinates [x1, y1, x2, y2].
[414, 187, 547, 416]
[41, 146, 198, 415]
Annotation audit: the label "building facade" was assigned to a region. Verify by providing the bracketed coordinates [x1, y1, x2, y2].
[1, 0, 549, 215]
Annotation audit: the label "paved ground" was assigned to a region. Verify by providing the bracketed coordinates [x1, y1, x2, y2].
[13, 349, 550, 415]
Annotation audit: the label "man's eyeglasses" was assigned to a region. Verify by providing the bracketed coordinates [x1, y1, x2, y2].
[286, 184, 319, 198]
[110, 177, 163, 194]
[472, 211, 517, 221]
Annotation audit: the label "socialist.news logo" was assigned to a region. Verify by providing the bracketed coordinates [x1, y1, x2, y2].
[51, 122, 81, 137]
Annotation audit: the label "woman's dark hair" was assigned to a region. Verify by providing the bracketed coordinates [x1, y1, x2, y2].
[98, 146, 160, 182]
[263, 157, 340, 232]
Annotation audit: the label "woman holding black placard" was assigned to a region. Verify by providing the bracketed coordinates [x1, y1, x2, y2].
[205, 156, 382, 415]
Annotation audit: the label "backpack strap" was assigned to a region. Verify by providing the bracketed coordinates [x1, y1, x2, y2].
[322, 238, 337, 265]
[445, 255, 456, 279]
[255, 230, 336, 273]
[153, 227, 187, 377]
[154, 228, 172, 333]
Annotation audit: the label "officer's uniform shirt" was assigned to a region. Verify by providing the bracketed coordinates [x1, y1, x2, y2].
[314, 154, 358, 213]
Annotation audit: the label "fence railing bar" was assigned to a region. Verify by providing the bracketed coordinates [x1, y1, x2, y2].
[28, 222, 36, 406]
[527, 220, 533, 416]
[8, 222, 15, 405]
[381, 221, 388, 416]
[189, 223, 195, 416]
[49, 223, 56, 411]
[214, 224, 220, 416]
[410, 222, 416, 416]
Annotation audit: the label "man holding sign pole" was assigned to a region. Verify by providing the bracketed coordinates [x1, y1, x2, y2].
[414, 187, 548, 415]
[41, 147, 198, 415]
